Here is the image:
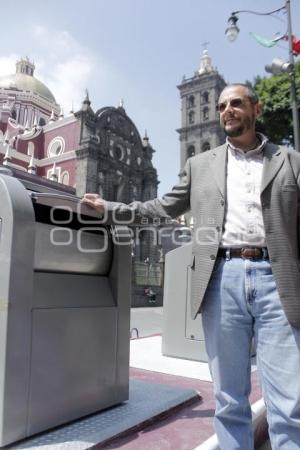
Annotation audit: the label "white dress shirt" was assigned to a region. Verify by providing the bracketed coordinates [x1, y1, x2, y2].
[220, 133, 268, 248]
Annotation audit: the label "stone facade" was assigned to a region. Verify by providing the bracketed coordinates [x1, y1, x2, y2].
[74, 94, 163, 304]
[74, 96, 158, 206]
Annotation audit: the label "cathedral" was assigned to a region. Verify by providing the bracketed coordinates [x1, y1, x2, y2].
[0, 51, 226, 306]
[0, 57, 158, 202]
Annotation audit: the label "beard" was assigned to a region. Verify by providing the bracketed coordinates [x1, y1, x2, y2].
[224, 124, 244, 137]
[222, 114, 255, 137]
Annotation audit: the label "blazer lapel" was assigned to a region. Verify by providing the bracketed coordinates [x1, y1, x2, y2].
[260, 143, 284, 194]
[210, 144, 227, 198]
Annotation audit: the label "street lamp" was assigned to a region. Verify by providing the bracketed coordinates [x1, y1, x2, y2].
[225, 5, 286, 43]
[225, 14, 239, 42]
[225, 1, 300, 152]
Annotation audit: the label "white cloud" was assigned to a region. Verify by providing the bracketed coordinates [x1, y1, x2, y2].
[0, 26, 114, 113]
[0, 54, 18, 77]
[47, 54, 96, 111]
[31, 25, 84, 58]
[28, 26, 99, 111]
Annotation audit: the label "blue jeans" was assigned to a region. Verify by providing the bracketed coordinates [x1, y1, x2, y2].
[201, 257, 300, 450]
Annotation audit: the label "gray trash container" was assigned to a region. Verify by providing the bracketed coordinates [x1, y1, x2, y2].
[0, 170, 131, 446]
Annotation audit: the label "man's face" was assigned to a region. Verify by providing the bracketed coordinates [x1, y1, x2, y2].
[218, 86, 261, 138]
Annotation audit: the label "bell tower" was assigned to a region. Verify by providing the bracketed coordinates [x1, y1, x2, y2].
[177, 49, 226, 169]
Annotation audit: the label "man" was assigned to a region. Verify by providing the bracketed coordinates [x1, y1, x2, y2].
[82, 84, 300, 449]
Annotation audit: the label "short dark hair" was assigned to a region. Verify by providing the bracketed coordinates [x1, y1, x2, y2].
[221, 83, 259, 104]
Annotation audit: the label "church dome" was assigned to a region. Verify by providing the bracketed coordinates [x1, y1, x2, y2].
[0, 58, 56, 103]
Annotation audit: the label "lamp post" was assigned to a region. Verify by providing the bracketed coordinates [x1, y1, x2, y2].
[225, 1, 300, 152]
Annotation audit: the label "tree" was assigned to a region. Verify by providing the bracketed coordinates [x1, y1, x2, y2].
[251, 61, 300, 146]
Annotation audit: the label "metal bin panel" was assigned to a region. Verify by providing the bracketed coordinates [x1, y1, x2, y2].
[32, 272, 116, 308]
[27, 306, 119, 435]
[34, 223, 112, 275]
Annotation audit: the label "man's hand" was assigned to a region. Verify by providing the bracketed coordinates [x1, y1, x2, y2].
[81, 193, 107, 215]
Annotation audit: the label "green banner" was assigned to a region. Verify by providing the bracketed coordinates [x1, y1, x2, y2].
[249, 32, 278, 48]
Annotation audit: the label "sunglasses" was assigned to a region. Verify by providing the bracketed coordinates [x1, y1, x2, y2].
[217, 98, 248, 113]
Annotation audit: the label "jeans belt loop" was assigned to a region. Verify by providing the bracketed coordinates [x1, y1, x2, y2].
[240, 247, 248, 260]
[225, 249, 231, 261]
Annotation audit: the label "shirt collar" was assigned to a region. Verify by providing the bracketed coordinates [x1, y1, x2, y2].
[226, 133, 268, 157]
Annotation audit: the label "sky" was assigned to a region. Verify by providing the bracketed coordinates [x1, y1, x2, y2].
[1, 0, 299, 195]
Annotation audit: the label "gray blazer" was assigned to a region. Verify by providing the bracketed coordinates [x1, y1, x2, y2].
[107, 142, 300, 329]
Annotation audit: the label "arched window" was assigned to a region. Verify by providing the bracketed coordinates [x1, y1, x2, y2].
[11, 109, 17, 120]
[202, 91, 209, 103]
[27, 142, 35, 156]
[61, 171, 70, 185]
[47, 166, 61, 181]
[39, 117, 46, 126]
[202, 141, 211, 152]
[202, 107, 209, 121]
[187, 95, 195, 108]
[188, 111, 195, 124]
[187, 145, 195, 158]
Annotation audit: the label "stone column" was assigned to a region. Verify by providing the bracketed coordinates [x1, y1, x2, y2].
[75, 145, 98, 197]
